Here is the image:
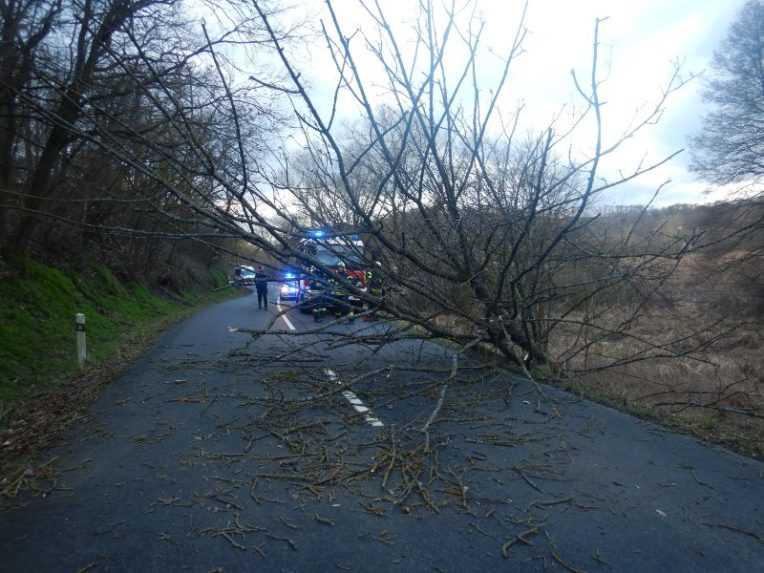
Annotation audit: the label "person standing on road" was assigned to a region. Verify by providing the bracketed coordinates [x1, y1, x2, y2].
[364, 261, 385, 319]
[255, 265, 270, 310]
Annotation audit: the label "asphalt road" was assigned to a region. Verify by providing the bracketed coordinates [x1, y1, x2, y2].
[2, 288, 763, 572]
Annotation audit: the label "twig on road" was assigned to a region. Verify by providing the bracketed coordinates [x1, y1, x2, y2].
[265, 533, 298, 551]
[513, 465, 544, 493]
[703, 522, 764, 544]
[501, 527, 539, 558]
[552, 550, 588, 573]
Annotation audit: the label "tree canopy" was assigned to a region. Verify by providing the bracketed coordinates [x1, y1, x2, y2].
[692, 0, 764, 185]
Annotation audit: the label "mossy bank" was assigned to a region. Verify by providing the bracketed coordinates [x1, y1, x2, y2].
[0, 259, 236, 402]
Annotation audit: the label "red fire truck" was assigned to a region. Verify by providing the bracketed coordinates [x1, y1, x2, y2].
[292, 231, 368, 315]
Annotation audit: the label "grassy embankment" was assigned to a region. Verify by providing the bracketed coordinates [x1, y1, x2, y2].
[0, 259, 236, 403]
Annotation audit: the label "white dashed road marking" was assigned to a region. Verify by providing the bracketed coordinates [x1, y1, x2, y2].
[272, 301, 383, 427]
[325, 368, 384, 427]
[275, 301, 296, 331]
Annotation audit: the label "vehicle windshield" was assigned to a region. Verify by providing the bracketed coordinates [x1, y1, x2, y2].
[312, 245, 362, 268]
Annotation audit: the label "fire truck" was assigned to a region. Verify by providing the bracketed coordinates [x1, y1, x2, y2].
[291, 230, 368, 316]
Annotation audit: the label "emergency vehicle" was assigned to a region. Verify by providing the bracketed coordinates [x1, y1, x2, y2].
[291, 230, 369, 316]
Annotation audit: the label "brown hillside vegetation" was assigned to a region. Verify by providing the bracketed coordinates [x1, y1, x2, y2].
[422, 200, 764, 456]
[553, 203, 764, 456]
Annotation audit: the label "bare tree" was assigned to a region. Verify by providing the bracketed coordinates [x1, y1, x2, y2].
[2, 0, 716, 382]
[0, 0, 61, 244]
[689, 0, 764, 331]
[691, 0, 764, 186]
[233, 0, 703, 377]
[0, 0, 289, 286]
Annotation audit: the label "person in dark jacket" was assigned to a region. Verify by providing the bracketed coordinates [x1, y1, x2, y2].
[363, 261, 386, 320]
[255, 265, 270, 310]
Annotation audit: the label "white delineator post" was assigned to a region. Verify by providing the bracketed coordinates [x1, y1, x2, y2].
[75, 313, 87, 368]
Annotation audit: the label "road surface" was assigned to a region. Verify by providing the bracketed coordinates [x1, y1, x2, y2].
[2, 289, 763, 572]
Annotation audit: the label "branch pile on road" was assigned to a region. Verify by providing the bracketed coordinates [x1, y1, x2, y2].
[156, 349, 595, 565]
[199, 349, 556, 517]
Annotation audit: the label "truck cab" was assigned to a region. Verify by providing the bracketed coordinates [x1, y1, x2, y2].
[292, 231, 368, 315]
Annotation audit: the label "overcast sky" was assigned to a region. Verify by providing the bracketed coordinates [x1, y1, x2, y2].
[251, 0, 748, 208]
[524, 0, 747, 207]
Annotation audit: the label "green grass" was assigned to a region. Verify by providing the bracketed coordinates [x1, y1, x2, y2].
[0, 260, 234, 401]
